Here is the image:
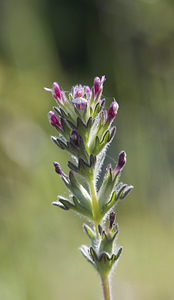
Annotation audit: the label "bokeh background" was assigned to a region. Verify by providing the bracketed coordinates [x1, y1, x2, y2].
[0, 0, 174, 299]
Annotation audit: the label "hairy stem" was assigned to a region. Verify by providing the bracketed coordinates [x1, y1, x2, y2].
[89, 179, 101, 239]
[101, 276, 112, 300]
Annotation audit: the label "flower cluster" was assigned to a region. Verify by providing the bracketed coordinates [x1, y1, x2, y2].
[45, 76, 133, 283]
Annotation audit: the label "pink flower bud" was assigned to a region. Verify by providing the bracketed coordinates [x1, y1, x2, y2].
[52, 82, 61, 101]
[93, 75, 106, 98]
[114, 151, 126, 174]
[107, 101, 119, 122]
[94, 77, 100, 96]
[47, 111, 62, 129]
[44, 82, 63, 104]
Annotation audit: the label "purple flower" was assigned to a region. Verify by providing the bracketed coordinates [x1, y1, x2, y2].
[48, 111, 62, 129]
[53, 162, 67, 178]
[44, 82, 63, 104]
[93, 75, 106, 98]
[70, 129, 80, 147]
[71, 85, 88, 110]
[71, 85, 83, 98]
[107, 101, 119, 122]
[75, 88, 84, 99]
[84, 86, 91, 99]
[69, 84, 91, 111]
[114, 151, 126, 174]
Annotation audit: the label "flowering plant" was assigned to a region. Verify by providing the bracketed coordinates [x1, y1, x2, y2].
[45, 76, 133, 300]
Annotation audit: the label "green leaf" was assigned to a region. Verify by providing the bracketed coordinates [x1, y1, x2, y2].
[54, 106, 68, 119]
[111, 223, 119, 238]
[66, 119, 76, 129]
[99, 230, 114, 255]
[52, 137, 67, 150]
[75, 115, 93, 139]
[120, 185, 134, 199]
[116, 183, 127, 200]
[83, 224, 96, 247]
[79, 245, 96, 268]
[52, 197, 75, 210]
[69, 134, 90, 162]
[92, 130, 111, 155]
[63, 171, 92, 214]
[102, 191, 118, 215]
[115, 246, 123, 260]
[52, 201, 69, 210]
[98, 168, 120, 211]
[100, 130, 110, 145]
[51, 136, 65, 150]
[67, 161, 79, 172]
[68, 154, 96, 179]
[94, 151, 106, 176]
[108, 126, 116, 142]
[98, 224, 103, 235]
[90, 247, 98, 262]
[53, 196, 93, 218]
[60, 118, 71, 137]
[72, 196, 93, 218]
[93, 102, 100, 118]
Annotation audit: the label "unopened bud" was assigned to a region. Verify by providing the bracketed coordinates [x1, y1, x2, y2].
[52, 82, 61, 101]
[94, 77, 100, 96]
[53, 162, 67, 178]
[109, 212, 116, 230]
[93, 75, 106, 98]
[107, 101, 119, 122]
[53, 161, 62, 175]
[114, 151, 126, 174]
[70, 129, 79, 147]
[44, 82, 62, 103]
[48, 111, 62, 129]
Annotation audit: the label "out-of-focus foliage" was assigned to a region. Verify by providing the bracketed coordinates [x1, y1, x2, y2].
[0, 0, 174, 299]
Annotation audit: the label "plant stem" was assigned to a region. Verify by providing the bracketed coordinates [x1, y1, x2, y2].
[101, 276, 112, 300]
[89, 179, 100, 239]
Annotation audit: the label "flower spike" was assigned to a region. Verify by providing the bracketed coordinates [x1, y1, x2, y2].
[45, 76, 133, 300]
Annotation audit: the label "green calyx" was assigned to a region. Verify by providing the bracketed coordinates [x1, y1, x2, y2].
[80, 220, 122, 278]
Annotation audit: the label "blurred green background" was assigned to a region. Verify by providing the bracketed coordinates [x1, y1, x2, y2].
[0, 0, 174, 299]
